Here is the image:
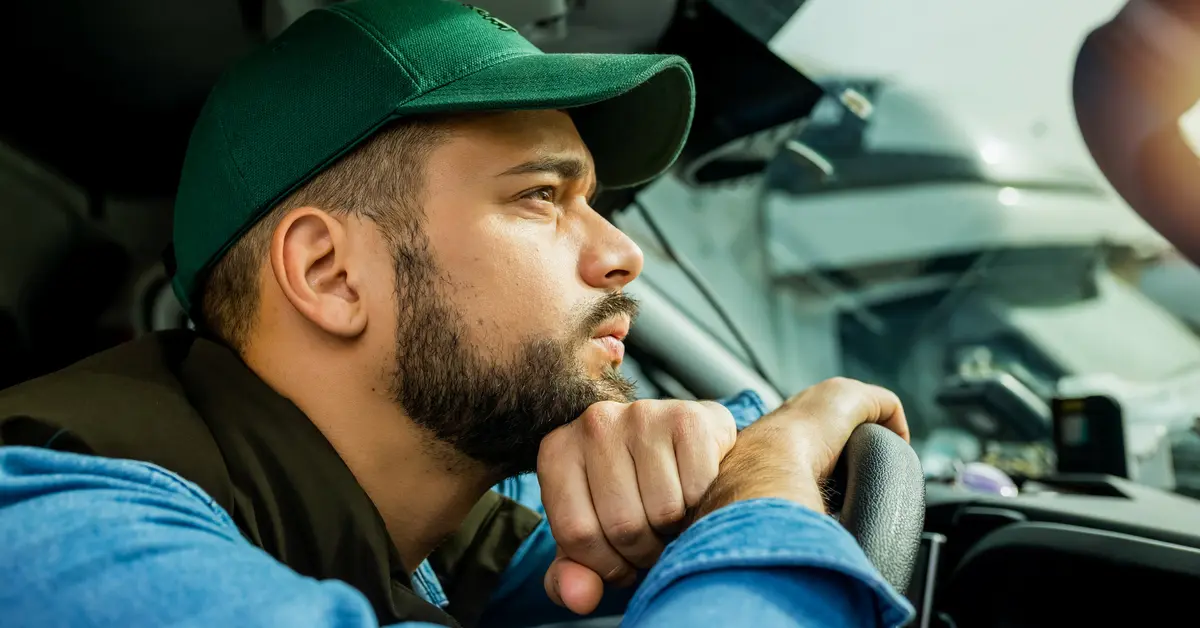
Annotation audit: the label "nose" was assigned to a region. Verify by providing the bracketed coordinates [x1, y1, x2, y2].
[578, 210, 644, 290]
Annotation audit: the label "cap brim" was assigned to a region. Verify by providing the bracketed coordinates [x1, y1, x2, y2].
[398, 53, 695, 188]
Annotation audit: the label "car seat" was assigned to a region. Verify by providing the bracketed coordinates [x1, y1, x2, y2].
[0, 148, 129, 389]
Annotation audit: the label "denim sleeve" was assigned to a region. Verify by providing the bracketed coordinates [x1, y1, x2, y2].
[484, 496, 913, 627]
[0, 446, 441, 628]
[624, 499, 915, 627]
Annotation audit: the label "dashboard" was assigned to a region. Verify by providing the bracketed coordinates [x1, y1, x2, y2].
[912, 476, 1200, 627]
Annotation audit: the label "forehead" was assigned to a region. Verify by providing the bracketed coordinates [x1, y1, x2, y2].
[428, 110, 594, 175]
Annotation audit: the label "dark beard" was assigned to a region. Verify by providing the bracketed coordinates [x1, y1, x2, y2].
[389, 244, 637, 478]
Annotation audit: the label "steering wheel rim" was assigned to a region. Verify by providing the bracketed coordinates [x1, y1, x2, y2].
[832, 423, 926, 593]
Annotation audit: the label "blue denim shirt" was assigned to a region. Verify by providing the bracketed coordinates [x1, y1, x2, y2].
[0, 390, 913, 627]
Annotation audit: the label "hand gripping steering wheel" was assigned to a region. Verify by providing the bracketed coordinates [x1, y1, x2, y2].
[830, 423, 926, 593]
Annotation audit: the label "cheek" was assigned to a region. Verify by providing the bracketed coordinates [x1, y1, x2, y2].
[427, 218, 582, 359]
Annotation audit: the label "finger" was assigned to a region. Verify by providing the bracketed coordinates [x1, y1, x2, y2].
[861, 383, 910, 443]
[583, 419, 663, 569]
[801, 378, 909, 444]
[630, 432, 685, 540]
[699, 401, 738, 458]
[544, 550, 605, 615]
[671, 404, 725, 508]
[538, 427, 637, 585]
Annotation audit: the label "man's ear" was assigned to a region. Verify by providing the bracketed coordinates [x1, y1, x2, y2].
[269, 207, 368, 338]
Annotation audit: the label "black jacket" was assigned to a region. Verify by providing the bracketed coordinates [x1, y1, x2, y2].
[0, 330, 541, 627]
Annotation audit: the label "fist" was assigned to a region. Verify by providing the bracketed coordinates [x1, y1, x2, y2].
[537, 399, 737, 614]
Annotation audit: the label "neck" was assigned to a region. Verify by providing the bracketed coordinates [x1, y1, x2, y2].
[327, 422, 497, 572]
[245, 344, 495, 573]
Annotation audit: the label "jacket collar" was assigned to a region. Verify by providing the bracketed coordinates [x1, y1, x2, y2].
[176, 334, 457, 626]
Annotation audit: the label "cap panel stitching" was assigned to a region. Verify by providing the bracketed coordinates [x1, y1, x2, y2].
[328, 3, 529, 93]
[326, 5, 421, 85]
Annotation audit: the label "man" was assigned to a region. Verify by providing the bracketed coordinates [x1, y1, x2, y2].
[0, 1, 914, 626]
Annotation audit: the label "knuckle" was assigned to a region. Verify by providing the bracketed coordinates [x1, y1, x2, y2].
[648, 501, 686, 529]
[581, 402, 622, 439]
[821, 376, 859, 392]
[627, 399, 654, 414]
[604, 518, 650, 549]
[809, 377, 866, 412]
[627, 400, 656, 436]
[667, 403, 703, 438]
[554, 518, 600, 551]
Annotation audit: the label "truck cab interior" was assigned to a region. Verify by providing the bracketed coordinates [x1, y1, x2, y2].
[2, 2, 1199, 627]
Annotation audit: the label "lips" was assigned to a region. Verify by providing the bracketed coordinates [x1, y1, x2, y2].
[590, 315, 631, 363]
[591, 335, 626, 362]
[591, 316, 631, 342]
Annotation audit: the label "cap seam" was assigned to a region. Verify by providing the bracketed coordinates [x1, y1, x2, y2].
[397, 49, 534, 107]
[327, 4, 421, 87]
[329, 2, 534, 101]
[214, 112, 252, 205]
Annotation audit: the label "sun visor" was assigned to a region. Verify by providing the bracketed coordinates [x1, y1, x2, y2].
[645, 0, 824, 187]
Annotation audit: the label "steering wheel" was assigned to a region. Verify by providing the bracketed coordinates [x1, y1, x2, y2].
[830, 423, 926, 593]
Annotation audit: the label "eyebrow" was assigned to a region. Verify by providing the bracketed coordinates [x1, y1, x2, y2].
[500, 155, 598, 202]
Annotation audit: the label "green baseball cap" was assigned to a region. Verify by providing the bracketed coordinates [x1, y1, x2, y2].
[171, 0, 694, 314]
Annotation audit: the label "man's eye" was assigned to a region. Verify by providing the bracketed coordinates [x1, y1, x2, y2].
[523, 187, 555, 203]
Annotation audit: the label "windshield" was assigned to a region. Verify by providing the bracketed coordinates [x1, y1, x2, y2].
[1004, 274, 1200, 383]
[623, 1, 1200, 501]
[831, 244, 1200, 400]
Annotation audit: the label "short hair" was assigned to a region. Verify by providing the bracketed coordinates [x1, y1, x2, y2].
[196, 116, 451, 352]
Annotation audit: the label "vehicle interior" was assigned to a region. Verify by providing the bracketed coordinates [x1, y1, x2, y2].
[2, 1, 1199, 627]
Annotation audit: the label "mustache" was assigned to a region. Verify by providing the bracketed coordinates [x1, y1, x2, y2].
[577, 292, 639, 340]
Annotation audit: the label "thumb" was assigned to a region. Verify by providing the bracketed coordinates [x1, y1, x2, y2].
[545, 549, 605, 615]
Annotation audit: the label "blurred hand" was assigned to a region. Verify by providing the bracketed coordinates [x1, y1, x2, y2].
[537, 399, 737, 615]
